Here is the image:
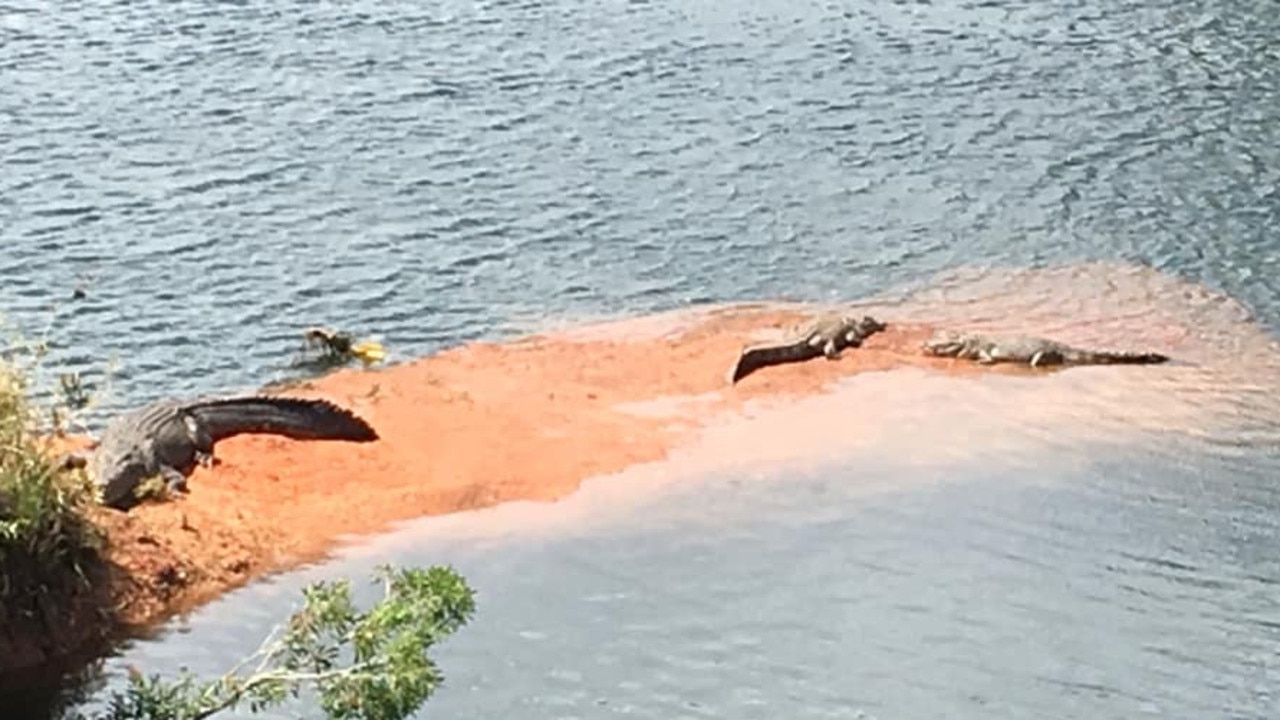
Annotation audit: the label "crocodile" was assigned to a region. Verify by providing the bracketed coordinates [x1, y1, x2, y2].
[59, 395, 379, 510]
[729, 314, 888, 384]
[920, 329, 1170, 367]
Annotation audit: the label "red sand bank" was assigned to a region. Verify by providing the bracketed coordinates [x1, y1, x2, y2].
[7, 306, 999, 674]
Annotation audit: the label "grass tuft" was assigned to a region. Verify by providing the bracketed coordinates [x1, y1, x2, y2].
[0, 327, 103, 626]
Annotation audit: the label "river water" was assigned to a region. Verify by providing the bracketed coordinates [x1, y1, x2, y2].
[3, 0, 1280, 717]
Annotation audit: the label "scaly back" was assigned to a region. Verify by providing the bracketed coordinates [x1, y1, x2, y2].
[185, 396, 379, 443]
[90, 398, 191, 505]
[93, 399, 188, 459]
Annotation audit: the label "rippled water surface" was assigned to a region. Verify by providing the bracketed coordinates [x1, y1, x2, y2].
[4, 0, 1280, 717]
[3, 0, 1280, 407]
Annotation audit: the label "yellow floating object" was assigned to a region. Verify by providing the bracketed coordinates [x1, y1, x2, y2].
[300, 327, 386, 366]
[350, 341, 386, 365]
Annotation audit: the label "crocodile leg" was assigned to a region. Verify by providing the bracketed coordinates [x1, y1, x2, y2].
[186, 416, 220, 468]
[160, 466, 190, 495]
[52, 450, 90, 471]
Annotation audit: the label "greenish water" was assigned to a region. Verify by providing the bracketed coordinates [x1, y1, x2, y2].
[3, 0, 1280, 717]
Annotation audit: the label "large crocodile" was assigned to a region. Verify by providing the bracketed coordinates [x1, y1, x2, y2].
[60, 395, 379, 510]
[921, 329, 1170, 367]
[729, 314, 888, 384]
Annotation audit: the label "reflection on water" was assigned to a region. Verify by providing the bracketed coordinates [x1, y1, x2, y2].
[63, 431, 1280, 720]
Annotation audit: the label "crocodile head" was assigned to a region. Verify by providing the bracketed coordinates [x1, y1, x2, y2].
[920, 329, 969, 357]
[90, 445, 151, 507]
[854, 316, 888, 335]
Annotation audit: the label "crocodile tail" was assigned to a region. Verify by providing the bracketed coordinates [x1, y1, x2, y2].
[1070, 349, 1170, 365]
[730, 342, 823, 383]
[188, 397, 379, 443]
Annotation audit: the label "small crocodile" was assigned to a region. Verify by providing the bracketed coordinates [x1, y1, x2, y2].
[921, 329, 1170, 367]
[60, 395, 379, 510]
[729, 314, 888, 384]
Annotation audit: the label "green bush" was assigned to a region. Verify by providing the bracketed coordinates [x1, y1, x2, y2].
[93, 564, 477, 720]
[0, 315, 476, 719]
[0, 343, 101, 621]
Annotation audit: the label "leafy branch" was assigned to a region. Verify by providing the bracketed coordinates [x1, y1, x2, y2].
[89, 564, 476, 720]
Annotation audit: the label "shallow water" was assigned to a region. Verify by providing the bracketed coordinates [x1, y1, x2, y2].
[4, 0, 1280, 717]
[60, 399, 1280, 719]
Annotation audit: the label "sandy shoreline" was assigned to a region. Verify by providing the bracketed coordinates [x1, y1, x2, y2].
[9, 276, 1244, 685]
[1, 304, 1009, 676]
[95, 306, 981, 623]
